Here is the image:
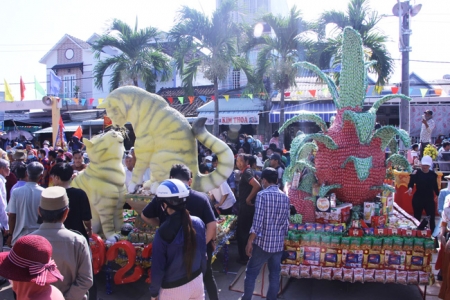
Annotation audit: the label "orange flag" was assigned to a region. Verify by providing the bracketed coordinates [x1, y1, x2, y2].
[167, 97, 173, 104]
[20, 76, 26, 100]
[73, 126, 83, 139]
[188, 96, 195, 104]
[308, 90, 316, 97]
[391, 86, 399, 94]
[104, 115, 112, 129]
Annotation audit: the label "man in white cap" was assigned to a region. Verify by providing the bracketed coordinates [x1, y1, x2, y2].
[33, 186, 93, 300]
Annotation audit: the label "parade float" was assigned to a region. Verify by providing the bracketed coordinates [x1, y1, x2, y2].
[71, 87, 236, 292]
[279, 27, 434, 289]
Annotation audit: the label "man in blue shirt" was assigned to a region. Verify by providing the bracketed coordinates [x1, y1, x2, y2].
[242, 168, 290, 300]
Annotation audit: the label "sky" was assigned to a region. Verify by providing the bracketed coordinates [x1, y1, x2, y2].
[0, 0, 449, 100]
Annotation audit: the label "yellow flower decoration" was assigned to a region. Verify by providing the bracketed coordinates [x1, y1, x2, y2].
[423, 144, 438, 160]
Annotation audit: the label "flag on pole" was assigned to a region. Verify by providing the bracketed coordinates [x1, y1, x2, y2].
[35, 77, 46, 99]
[73, 126, 83, 139]
[4, 79, 14, 101]
[55, 117, 67, 150]
[50, 71, 62, 95]
[20, 76, 26, 100]
[103, 115, 112, 130]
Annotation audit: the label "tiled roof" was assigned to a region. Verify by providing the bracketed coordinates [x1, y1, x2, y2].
[171, 98, 208, 117]
[157, 85, 215, 97]
[67, 34, 92, 49]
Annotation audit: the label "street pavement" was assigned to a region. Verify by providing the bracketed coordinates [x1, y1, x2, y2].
[0, 239, 438, 300]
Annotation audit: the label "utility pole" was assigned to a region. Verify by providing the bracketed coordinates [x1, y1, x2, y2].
[399, 1, 411, 139]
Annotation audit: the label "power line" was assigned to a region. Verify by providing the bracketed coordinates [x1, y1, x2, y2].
[392, 58, 450, 64]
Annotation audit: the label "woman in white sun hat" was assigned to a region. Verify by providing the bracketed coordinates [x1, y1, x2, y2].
[407, 155, 440, 232]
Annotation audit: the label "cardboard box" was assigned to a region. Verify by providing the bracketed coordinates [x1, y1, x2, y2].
[363, 202, 375, 223]
[383, 250, 407, 270]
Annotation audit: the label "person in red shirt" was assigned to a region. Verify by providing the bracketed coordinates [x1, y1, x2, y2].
[38, 149, 50, 187]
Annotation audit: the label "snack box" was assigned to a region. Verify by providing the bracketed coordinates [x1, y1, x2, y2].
[371, 215, 387, 228]
[363, 250, 384, 269]
[402, 229, 417, 237]
[342, 249, 364, 268]
[383, 250, 407, 270]
[363, 202, 375, 224]
[416, 230, 431, 238]
[331, 203, 353, 223]
[300, 247, 321, 266]
[348, 228, 364, 237]
[406, 251, 431, 271]
[320, 248, 342, 268]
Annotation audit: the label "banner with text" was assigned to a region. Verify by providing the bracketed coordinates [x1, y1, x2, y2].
[202, 112, 260, 125]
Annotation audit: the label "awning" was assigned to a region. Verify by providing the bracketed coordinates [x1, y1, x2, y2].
[197, 111, 260, 125]
[33, 122, 83, 134]
[269, 102, 336, 123]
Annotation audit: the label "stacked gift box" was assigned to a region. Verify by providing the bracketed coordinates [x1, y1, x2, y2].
[282, 191, 434, 285]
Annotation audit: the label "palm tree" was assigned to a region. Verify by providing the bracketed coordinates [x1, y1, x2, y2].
[169, 0, 238, 137]
[92, 19, 171, 93]
[313, 0, 394, 86]
[253, 6, 312, 149]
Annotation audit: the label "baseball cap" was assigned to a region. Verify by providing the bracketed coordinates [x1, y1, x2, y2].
[270, 153, 281, 163]
[421, 155, 433, 166]
[205, 156, 213, 162]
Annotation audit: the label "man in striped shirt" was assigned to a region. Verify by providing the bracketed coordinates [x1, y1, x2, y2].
[242, 168, 290, 300]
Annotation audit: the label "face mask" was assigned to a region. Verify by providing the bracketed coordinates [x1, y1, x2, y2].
[248, 138, 253, 143]
[239, 139, 244, 143]
[27, 155, 34, 159]
[206, 162, 212, 168]
[44, 145, 48, 148]
[38, 154, 42, 158]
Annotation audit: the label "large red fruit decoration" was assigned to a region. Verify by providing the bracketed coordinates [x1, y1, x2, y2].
[282, 27, 412, 206]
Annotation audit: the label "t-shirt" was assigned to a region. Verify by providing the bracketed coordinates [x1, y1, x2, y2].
[73, 164, 87, 172]
[408, 169, 439, 200]
[142, 188, 216, 226]
[238, 167, 256, 205]
[64, 187, 92, 241]
[210, 181, 236, 210]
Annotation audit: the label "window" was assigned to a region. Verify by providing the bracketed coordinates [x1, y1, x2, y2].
[63, 75, 76, 98]
[232, 69, 241, 89]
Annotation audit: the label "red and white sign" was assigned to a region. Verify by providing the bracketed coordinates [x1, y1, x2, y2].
[203, 113, 259, 125]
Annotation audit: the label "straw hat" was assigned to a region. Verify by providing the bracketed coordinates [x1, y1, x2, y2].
[13, 150, 26, 161]
[0, 235, 63, 285]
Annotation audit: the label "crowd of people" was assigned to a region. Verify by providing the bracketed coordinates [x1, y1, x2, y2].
[0, 138, 95, 299]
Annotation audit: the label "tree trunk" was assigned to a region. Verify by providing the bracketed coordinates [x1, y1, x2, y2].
[213, 77, 219, 137]
[265, 95, 272, 146]
[279, 88, 285, 149]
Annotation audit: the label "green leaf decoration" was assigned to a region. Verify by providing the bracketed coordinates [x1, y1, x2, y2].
[297, 142, 318, 160]
[283, 159, 316, 184]
[368, 94, 411, 114]
[319, 184, 342, 198]
[386, 154, 412, 172]
[293, 61, 340, 108]
[343, 111, 376, 144]
[279, 112, 328, 133]
[388, 137, 398, 154]
[341, 156, 373, 181]
[289, 132, 308, 162]
[298, 172, 317, 194]
[371, 126, 411, 150]
[339, 27, 366, 109]
[370, 184, 395, 194]
[309, 133, 338, 150]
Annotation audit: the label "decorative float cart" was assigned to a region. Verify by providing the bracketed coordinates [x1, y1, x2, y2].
[279, 27, 434, 297]
[90, 194, 237, 294]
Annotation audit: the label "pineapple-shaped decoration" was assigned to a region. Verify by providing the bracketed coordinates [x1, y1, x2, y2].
[282, 27, 412, 206]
